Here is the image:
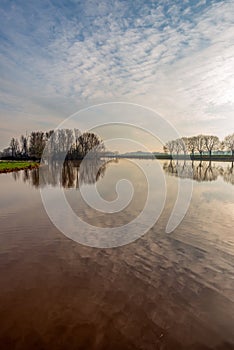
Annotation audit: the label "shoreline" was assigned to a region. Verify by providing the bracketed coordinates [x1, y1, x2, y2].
[0, 161, 40, 174]
[105, 155, 234, 162]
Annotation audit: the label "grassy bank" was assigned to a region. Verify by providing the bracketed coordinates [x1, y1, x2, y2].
[0, 161, 39, 173]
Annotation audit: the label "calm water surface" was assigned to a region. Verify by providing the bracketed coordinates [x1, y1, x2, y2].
[0, 159, 233, 350]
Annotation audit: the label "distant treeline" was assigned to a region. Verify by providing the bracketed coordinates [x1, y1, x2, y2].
[0, 129, 105, 160]
[164, 133, 234, 158]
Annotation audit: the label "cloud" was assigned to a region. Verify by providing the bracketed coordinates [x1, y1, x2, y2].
[0, 0, 233, 148]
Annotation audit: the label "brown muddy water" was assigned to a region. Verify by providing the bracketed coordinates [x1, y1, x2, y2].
[0, 159, 233, 350]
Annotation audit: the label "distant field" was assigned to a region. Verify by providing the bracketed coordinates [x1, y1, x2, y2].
[0, 161, 39, 173]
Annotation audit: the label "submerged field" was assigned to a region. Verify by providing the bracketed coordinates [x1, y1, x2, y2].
[0, 159, 233, 349]
[0, 161, 39, 173]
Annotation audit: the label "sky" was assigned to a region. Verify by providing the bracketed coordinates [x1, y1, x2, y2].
[0, 0, 234, 150]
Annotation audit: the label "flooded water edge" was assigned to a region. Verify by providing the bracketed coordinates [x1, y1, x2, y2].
[0, 159, 233, 349]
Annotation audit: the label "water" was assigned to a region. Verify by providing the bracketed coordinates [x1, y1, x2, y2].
[0, 159, 233, 349]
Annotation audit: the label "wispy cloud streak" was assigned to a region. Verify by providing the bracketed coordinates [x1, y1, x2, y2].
[0, 0, 233, 147]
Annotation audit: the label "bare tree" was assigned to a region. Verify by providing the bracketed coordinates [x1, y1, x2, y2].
[77, 132, 105, 158]
[164, 140, 175, 156]
[181, 137, 189, 155]
[57, 129, 67, 153]
[74, 128, 81, 147]
[187, 136, 197, 157]
[194, 135, 205, 158]
[45, 130, 54, 140]
[29, 131, 45, 158]
[173, 138, 184, 155]
[20, 135, 28, 157]
[65, 129, 74, 154]
[223, 133, 234, 157]
[10, 138, 20, 157]
[203, 135, 220, 157]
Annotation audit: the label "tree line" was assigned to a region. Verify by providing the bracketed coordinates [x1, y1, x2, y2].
[0, 129, 105, 160]
[164, 133, 234, 158]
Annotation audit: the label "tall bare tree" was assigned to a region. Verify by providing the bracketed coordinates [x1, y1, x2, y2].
[181, 137, 189, 155]
[203, 135, 220, 157]
[10, 138, 20, 157]
[57, 129, 67, 153]
[173, 138, 184, 155]
[223, 133, 234, 157]
[164, 140, 175, 156]
[65, 129, 74, 154]
[20, 135, 28, 157]
[187, 136, 197, 157]
[194, 135, 205, 158]
[29, 131, 45, 158]
[77, 132, 105, 158]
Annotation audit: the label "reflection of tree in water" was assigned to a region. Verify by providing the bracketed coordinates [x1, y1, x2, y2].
[12, 171, 20, 181]
[163, 160, 193, 179]
[223, 164, 234, 185]
[193, 162, 220, 182]
[163, 160, 234, 184]
[78, 158, 107, 186]
[14, 158, 117, 188]
[12, 159, 233, 187]
[62, 161, 77, 188]
[22, 169, 30, 182]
